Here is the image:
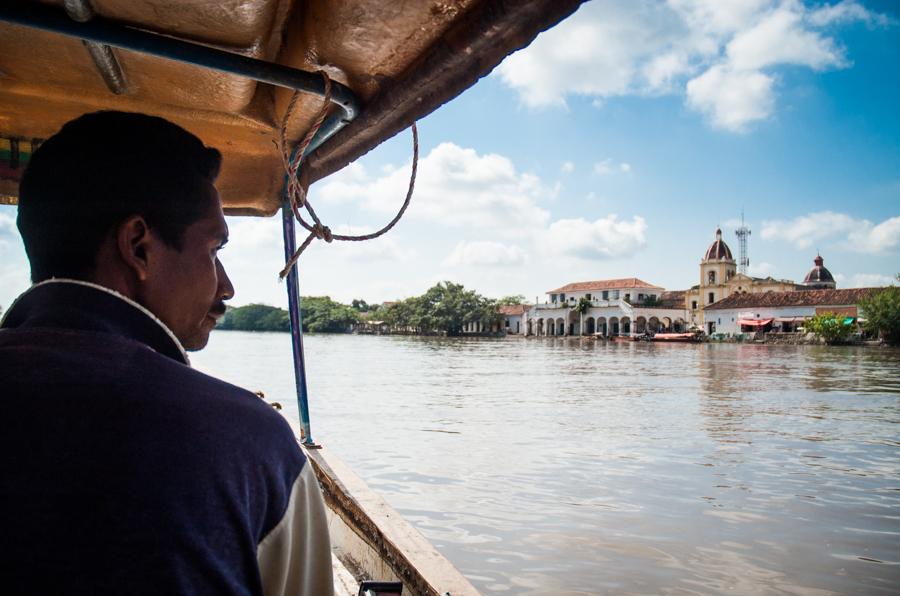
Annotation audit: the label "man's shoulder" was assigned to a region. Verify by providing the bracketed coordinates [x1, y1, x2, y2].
[1, 325, 302, 462]
[143, 350, 302, 453]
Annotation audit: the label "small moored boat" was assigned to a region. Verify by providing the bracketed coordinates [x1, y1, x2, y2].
[650, 332, 703, 343]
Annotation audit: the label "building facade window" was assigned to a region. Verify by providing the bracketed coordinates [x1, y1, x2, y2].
[585, 294, 591, 300]
[625, 293, 631, 302]
[708, 292, 715, 304]
[602, 291, 609, 300]
[550, 293, 557, 303]
[708, 271, 716, 284]
[612, 290, 620, 300]
[692, 301, 698, 310]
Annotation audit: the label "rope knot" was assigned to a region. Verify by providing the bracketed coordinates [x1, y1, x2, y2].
[276, 69, 417, 279]
[314, 223, 333, 242]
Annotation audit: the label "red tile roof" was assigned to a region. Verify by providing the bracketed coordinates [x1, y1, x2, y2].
[498, 304, 531, 316]
[658, 290, 686, 308]
[548, 278, 664, 293]
[706, 288, 879, 310]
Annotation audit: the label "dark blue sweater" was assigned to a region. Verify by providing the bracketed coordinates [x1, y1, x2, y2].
[0, 280, 331, 595]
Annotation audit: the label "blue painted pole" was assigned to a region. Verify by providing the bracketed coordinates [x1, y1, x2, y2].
[281, 199, 316, 446]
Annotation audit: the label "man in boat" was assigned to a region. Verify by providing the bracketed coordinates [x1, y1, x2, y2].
[0, 112, 333, 595]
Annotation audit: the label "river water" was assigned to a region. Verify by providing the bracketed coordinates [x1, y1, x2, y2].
[192, 332, 900, 595]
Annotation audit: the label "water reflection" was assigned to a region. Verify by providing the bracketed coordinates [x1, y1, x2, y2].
[193, 333, 900, 595]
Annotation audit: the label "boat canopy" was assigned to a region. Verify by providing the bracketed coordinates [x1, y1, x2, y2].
[0, 0, 584, 215]
[738, 318, 774, 327]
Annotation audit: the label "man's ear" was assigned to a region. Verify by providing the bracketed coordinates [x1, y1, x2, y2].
[115, 215, 153, 282]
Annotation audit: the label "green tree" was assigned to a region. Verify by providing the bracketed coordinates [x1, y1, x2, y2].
[497, 294, 527, 306]
[217, 298, 359, 333]
[805, 312, 853, 345]
[351, 298, 372, 312]
[572, 297, 591, 336]
[218, 304, 290, 332]
[859, 285, 900, 345]
[573, 297, 591, 314]
[383, 282, 501, 335]
[300, 296, 360, 332]
[641, 295, 662, 307]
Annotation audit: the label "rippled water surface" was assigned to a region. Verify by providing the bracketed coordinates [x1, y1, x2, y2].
[192, 333, 900, 595]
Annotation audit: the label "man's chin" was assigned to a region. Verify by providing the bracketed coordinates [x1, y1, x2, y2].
[183, 336, 210, 352]
[181, 326, 214, 352]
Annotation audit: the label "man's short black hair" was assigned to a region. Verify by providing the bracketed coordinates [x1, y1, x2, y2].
[18, 111, 222, 282]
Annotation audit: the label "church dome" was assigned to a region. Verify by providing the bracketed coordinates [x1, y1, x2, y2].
[704, 228, 733, 261]
[802, 255, 836, 289]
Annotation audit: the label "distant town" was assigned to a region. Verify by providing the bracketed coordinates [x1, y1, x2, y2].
[217, 225, 899, 346]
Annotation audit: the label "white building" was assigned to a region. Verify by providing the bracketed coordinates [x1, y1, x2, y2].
[498, 304, 530, 335]
[525, 278, 690, 337]
[704, 288, 876, 335]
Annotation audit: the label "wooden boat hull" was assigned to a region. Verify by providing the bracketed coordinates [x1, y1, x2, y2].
[277, 415, 479, 596]
[650, 333, 703, 343]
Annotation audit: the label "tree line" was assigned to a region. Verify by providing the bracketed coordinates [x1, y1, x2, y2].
[379, 282, 523, 336]
[217, 297, 359, 333]
[215, 282, 526, 336]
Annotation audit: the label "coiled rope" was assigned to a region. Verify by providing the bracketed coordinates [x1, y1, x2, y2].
[278, 71, 418, 280]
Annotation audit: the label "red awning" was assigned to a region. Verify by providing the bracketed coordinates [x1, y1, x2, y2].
[738, 318, 773, 327]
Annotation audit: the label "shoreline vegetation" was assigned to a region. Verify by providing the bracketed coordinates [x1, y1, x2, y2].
[216, 282, 523, 336]
[214, 282, 900, 346]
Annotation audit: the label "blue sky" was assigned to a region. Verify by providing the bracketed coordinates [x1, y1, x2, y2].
[1, 0, 898, 310]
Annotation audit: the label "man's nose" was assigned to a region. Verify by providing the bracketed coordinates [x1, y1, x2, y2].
[217, 258, 235, 300]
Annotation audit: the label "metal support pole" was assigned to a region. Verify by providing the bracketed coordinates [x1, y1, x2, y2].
[281, 199, 316, 446]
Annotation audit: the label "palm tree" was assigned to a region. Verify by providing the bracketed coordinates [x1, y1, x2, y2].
[573, 297, 591, 336]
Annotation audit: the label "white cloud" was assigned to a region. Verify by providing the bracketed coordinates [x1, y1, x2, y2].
[0, 210, 14, 231]
[749, 261, 777, 277]
[443, 241, 526, 267]
[495, 0, 887, 132]
[594, 158, 631, 176]
[278, 147, 653, 305]
[594, 160, 614, 176]
[543, 215, 647, 259]
[835, 272, 897, 288]
[725, 4, 848, 72]
[851, 216, 900, 254]
[0, 207, 30, 309]
[329, 225, 415, 263]
[761, 211, 900, 254]
[686, 65, 775, 132]
[561, 161, 575, 174]
[0, 210, 17, 249]
[313, 142, 550, 235]
[808, 1, 892, 27]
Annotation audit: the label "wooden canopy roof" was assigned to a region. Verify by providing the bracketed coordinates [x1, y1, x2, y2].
[0, 0, 584, 215]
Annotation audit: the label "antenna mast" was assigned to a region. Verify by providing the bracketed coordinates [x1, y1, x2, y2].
[735, 210, 751, 275]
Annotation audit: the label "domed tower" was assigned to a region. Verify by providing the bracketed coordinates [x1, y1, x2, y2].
[689, 228, 739, 334]
[705, 228, 733, 262]
[700, 228, 737, 300]
[801, 254, 836, 290]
